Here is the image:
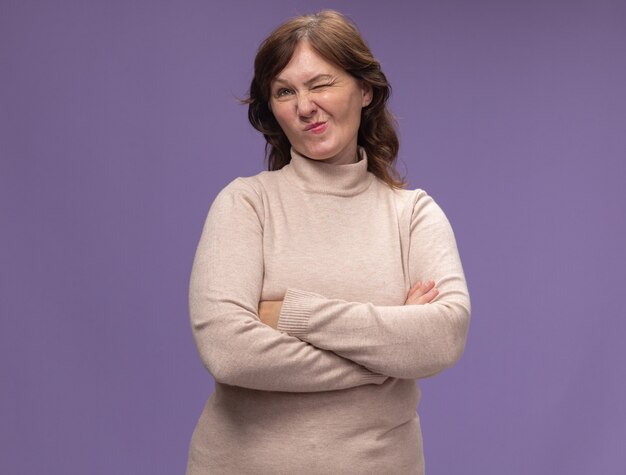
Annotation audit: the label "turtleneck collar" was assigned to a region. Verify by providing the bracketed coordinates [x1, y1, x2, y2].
[282, 147, 374, 196]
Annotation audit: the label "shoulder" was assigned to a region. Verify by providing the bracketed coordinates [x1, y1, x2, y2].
[384, 184, 452, 232]
[380, 184, 428, 217]
[217, 166, 286, 200]
[402, 188, 456, 242]
[205, 174, 262, 226]
[209, 168, 289, 226]
[214, 166, 280, 203]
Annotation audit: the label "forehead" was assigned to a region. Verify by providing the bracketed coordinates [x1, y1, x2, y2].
[273, 41, 344, 83]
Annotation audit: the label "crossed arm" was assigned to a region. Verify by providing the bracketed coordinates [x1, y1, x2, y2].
[190, 180, 388, 392]
[257, 190, 470, 380]
[190, 180, 469, 391]
[259, 280, 440, 328]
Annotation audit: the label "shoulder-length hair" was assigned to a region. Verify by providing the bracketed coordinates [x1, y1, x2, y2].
[244, 10, 405, 188]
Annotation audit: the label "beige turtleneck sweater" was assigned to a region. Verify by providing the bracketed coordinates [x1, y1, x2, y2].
[186, 149, 470, 474]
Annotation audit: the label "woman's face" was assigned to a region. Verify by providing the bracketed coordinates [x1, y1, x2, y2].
[269, 41, 372, 165]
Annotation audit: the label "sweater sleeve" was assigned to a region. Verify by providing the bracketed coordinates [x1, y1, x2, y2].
[189, 178, 387, 392]
[276, 190, 471, 380]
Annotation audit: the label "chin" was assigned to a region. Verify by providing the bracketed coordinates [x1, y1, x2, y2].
[307, 154, 335, 161]
[299, 145, 340, 162]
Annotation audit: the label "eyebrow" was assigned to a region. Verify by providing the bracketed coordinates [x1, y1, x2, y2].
[272, 74, 335, 87]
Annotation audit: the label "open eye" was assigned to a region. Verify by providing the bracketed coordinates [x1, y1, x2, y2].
[275, 88, 294, 98]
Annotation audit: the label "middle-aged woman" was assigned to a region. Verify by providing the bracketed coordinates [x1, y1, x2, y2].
[187, 10, 470, 474]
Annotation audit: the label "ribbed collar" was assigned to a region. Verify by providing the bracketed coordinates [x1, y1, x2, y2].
[282, 148, 374, 196]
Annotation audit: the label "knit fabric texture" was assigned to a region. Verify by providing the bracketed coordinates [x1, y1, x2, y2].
[186, 149, 471, 474]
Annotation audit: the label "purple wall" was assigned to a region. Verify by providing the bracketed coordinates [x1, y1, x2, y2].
[2, 1, 625, 473]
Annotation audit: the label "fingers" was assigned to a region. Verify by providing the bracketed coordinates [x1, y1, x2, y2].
[405, 280, 439, 305]
[407, 280, 435, 299]
[409, 280, 434, 294]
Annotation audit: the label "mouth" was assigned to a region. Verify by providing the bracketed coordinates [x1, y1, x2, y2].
[304, 122, 327, 133]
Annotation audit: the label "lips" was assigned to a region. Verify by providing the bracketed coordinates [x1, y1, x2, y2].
[304, 121, 327, 132]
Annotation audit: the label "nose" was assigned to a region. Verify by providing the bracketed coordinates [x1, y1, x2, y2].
[296, 92, 317, 118]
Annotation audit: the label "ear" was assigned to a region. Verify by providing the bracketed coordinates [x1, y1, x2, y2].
[360, 81, 373, 107]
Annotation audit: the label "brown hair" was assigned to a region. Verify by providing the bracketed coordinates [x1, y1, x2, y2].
[245, 10, 405, 188]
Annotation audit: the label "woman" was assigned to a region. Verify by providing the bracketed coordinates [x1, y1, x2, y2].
[187, 10, 470, 474]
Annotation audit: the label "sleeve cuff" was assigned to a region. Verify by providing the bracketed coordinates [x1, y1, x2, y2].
[278, 288, 388, 386]
[358, 369, 387, 385]
[277, 288, 319, 339]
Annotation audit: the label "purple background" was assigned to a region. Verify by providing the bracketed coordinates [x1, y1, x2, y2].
[2, 0, 625, 473]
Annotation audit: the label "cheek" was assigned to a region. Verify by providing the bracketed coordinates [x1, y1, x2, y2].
[336, 93, 363, 119]
[270, 105, 292, 128]
[274, 116, 293, 136]
[343, 101, 364, 130]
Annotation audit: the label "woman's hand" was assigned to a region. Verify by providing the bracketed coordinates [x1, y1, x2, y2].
[258, 300, 283, 329]
[405, 280, 439, 305]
